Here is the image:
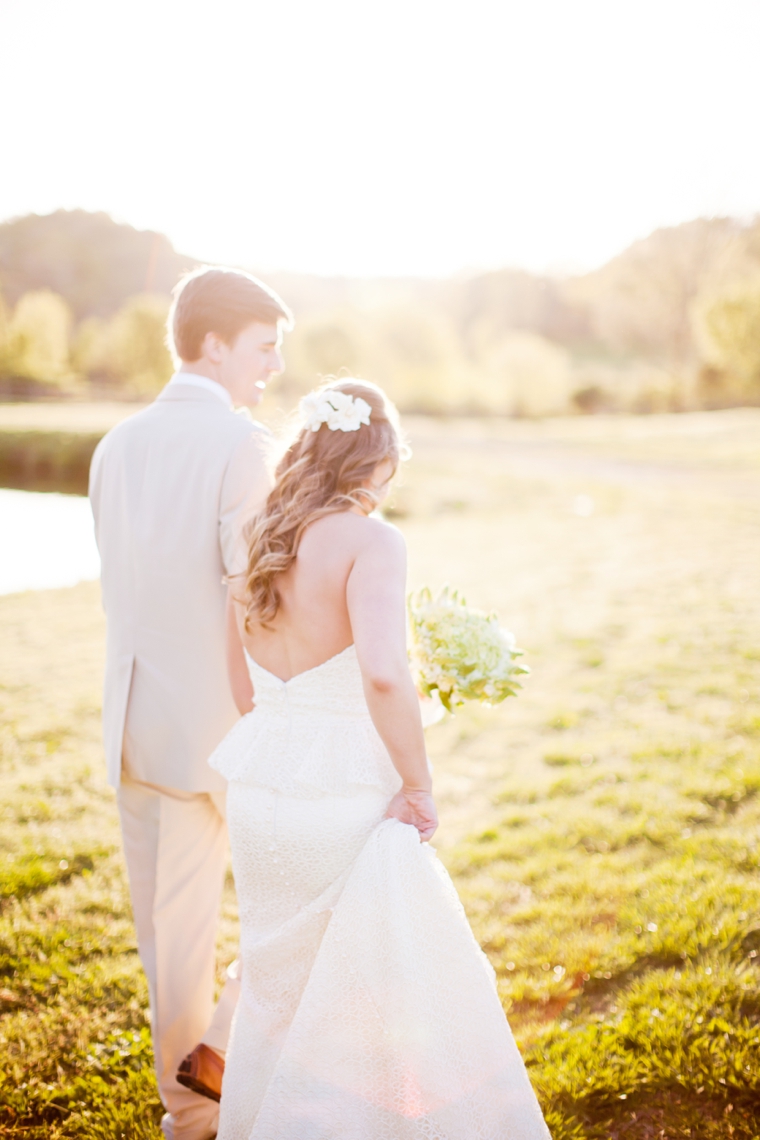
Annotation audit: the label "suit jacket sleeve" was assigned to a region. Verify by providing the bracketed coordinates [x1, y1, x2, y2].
[219, 426, 273, 578]
[88, 435, 106, 547]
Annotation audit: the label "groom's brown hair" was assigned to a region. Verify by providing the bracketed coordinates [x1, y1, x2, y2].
[169, 266, 293, 363]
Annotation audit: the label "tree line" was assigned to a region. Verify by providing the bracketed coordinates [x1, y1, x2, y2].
[1, 210, 759, 413]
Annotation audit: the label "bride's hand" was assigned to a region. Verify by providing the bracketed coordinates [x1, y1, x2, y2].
[384, 787, 438, 842]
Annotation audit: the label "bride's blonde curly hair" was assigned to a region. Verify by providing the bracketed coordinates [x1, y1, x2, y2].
[242, 378, 407, 629]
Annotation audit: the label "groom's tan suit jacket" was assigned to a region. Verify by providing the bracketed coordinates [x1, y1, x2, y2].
[90, 376, 271, 791]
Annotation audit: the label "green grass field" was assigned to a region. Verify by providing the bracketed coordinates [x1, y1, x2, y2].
[1, 409, 760, 1138]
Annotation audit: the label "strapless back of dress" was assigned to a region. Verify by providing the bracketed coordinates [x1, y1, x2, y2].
[209, 645, 401, 798]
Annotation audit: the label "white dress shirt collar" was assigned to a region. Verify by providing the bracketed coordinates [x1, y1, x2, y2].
[168, 370, 233, 409]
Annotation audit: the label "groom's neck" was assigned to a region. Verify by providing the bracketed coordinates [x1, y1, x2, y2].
[179, 360, 226, 386]
[179, 362, 234, 401]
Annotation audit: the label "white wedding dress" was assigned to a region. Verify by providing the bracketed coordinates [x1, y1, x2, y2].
[209, 645, 551, 1140]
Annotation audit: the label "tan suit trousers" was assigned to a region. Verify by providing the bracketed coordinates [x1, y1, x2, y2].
[117, 776, 239, 1140]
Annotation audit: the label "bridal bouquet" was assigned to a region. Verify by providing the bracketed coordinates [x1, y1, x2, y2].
[408, 587, 528, 714]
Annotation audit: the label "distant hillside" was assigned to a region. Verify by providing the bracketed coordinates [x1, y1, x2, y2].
[1, 208, 758, 413]
[265, 267, 592, 347]
[0, 210, 196, 320]
[0, 210, 589, 341]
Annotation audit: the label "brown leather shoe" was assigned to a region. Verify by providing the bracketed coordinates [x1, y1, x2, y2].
[176, 1043, 224, 1103]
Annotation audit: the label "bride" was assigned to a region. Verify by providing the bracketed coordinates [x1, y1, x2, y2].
[210, 379, 551, 1139]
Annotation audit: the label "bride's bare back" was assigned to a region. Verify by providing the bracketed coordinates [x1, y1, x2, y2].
[226, 504, 436, 840]
[233, 509, 398, 682]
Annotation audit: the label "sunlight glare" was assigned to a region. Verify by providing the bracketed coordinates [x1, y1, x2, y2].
[0, 0, 758, 275]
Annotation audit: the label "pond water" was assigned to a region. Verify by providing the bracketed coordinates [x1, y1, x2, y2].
[0, 489, 100, 595]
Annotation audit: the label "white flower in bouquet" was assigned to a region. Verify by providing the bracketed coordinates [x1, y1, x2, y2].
[408, 586, 529, 714]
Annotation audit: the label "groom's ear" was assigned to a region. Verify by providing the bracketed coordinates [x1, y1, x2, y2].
[199, 331, 227, 365]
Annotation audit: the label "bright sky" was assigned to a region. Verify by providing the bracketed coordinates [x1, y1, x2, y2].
[1, 0, 759, 278]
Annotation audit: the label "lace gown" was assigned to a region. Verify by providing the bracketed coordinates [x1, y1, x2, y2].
[209, 645, 551, 1140]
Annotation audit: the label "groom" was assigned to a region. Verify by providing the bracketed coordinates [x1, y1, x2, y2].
[90, 266, 292, 1140]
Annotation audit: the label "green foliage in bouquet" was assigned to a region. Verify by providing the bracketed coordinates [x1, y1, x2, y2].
[408, 586, 529, 713]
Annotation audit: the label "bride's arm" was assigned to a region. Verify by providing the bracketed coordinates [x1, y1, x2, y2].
[225, 589, 255, 715]
[347, 523, 437, 841]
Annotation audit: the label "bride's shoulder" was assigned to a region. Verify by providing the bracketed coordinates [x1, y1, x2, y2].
[363, 512, 404, 541]
[354, 514, 406, 561]
[306, 512, 404, 555]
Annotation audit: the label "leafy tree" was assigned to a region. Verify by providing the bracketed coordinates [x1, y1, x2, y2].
[69, 315, 110, 380]
[280, 308, 371, 403]
[103, 294, 173, 394]
[451, 268, 590, 354]
[578, 218, 756, 373]
[375, 307, 468, 413]
[299, 321, 362, 377]
[0, 293, 10, 373]
[698, 283, 760, 396]
[483, 331, 572, 416]
[3, 290, 72, 384]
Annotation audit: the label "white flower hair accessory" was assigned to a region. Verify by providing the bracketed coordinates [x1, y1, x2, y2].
[300, 390, 373, 433]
